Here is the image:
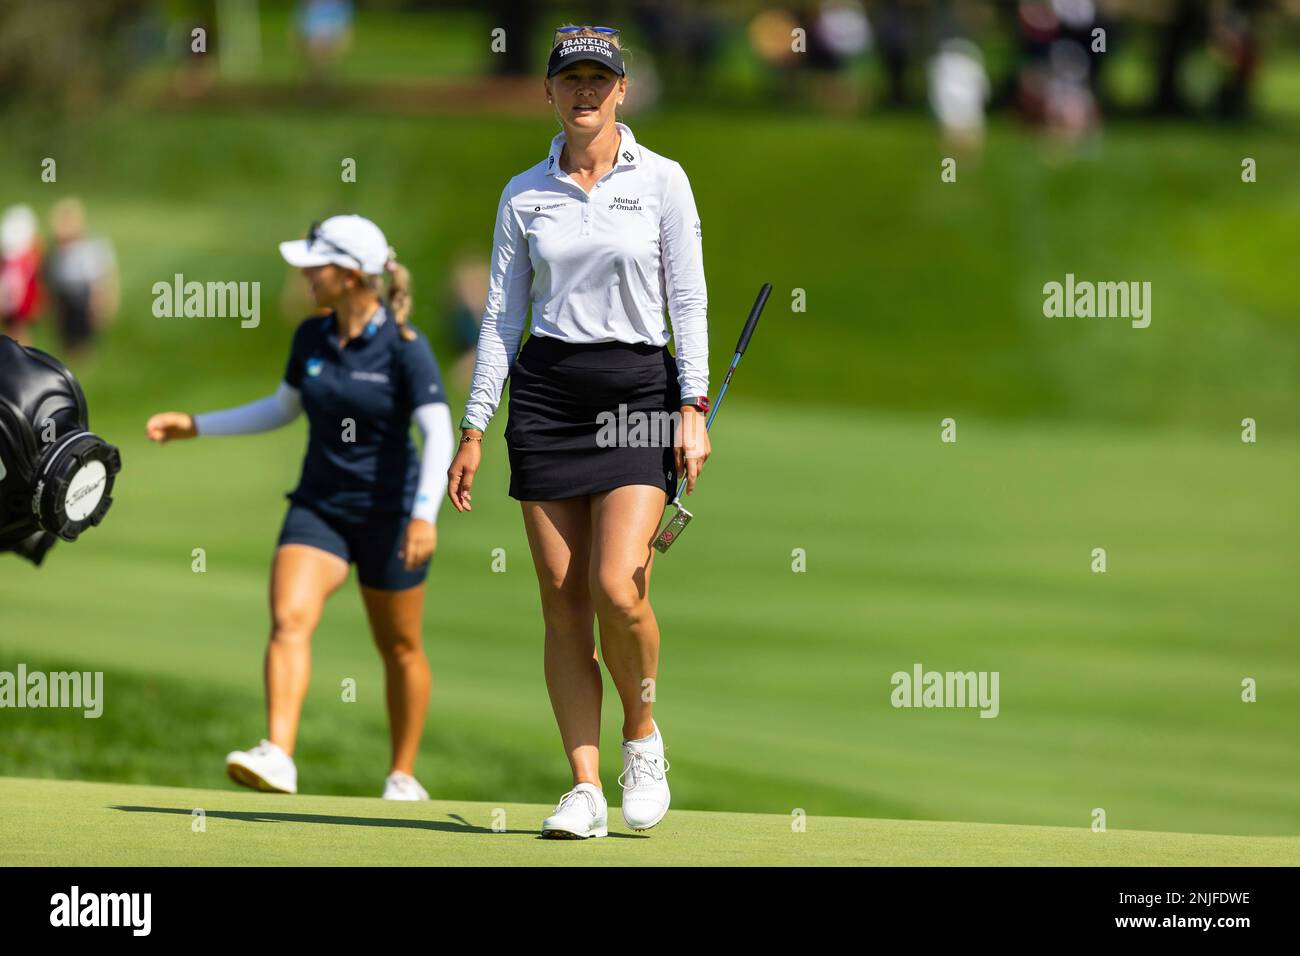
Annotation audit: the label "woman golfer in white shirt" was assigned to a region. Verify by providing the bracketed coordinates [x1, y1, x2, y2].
[447, 26, 711, 838]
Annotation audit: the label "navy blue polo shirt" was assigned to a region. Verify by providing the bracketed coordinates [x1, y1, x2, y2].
[282, 305, 446, 520]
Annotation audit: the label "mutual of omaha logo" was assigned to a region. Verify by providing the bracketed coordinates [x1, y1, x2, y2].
[609, 195, 642, 212]
[306, 357, 324, 377]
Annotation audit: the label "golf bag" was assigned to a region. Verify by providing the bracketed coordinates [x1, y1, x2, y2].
[0, 335, 121, 566]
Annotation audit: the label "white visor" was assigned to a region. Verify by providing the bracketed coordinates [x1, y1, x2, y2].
[278, 239, 361, 272]
[279, 214, 390, 275]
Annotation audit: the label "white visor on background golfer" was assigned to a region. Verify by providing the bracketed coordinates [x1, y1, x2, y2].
[279, 214, 390, 275]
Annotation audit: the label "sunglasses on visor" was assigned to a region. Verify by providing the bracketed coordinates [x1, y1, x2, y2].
[553, 25, 621, 45]
[306, 220, 364, 270]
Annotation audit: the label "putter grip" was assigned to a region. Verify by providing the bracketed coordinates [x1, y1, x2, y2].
[734, 282, 771, 356]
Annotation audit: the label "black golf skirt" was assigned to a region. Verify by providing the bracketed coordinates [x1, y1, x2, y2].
[505, 335, 680, 501]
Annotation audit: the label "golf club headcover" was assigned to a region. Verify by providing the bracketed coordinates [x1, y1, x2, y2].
[0, 335, 121, 566]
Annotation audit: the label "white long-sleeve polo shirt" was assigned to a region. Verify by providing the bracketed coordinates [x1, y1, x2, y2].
[462, 121, 709, 432]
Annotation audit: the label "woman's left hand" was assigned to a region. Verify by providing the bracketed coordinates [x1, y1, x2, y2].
[675, 406, 711, 495]
[400, 518, 437, 570]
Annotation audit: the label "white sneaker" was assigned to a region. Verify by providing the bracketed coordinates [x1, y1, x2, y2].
[225, 739, 297, 794]
[541, 783, 608, 839]
[382, 770, 429, 801]
[619, 722, 670, 830]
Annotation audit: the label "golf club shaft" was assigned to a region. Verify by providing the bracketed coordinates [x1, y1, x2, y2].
[671, 282, 772, 500]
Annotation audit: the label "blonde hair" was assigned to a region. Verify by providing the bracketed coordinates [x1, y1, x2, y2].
[363, 249, 415, 342]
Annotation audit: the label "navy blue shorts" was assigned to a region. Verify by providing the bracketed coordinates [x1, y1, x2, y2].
[276, 503, 428, 591]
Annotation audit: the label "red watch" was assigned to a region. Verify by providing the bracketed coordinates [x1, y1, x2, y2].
[682, 395, 710, 415]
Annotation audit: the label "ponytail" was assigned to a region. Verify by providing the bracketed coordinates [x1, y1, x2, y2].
[384, 247, 416, 342]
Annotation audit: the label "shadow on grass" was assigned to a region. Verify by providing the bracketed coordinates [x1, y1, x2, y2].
[110, 805, 646, 839]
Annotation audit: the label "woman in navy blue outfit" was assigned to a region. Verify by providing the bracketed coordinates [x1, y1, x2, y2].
[146, 215, 454, 800]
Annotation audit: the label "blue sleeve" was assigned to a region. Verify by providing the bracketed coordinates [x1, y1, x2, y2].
[401, 332, 447, 409]
[283, 318, 317, 389]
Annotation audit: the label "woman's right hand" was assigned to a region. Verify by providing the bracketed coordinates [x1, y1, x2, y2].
[145, 412, 197, 444]
[447, 433, 482, 512]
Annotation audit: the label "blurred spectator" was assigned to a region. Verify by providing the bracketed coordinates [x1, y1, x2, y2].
[169, 2, 219, 99]
[1045, 36, 1098, 143]
[621, 53, 663, 115]
[44, 198, 118, 362]
[804, 1, 873, 112]
[295, 0, 354, 83]
[749, 6, 803, 100]
[631, 0, 724, 103]
[445, 254, 488, 392]
[1014, 1, 1100, 145]
[0, 205, 43, 347]
[1210, 1, 1262, 120]
[875, 0, 923, 108]
[1152, 0, 1206, 116]
[928, 38, 991, 155]
[749, 2, 872, 111]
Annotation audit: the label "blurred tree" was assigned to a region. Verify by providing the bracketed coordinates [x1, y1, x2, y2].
[1151, 0, 1207, 115]
[0, 0, 154, 119]
[487, 0, 538, 75]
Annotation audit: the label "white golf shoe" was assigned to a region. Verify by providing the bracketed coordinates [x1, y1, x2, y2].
[382, 770, 429, 801]
[619, 722, 670, 830]
[541, 783, 608, 839]
[225, 739, 297, 794]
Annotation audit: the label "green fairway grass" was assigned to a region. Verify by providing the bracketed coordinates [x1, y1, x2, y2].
[1, 776, 1295, 866]
[2, 407, 1297, 837]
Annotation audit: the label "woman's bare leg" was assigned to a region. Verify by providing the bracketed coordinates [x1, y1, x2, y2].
[520, 498, 601, 787]
[266, 544, 350, 753]
[360, 583, 430, 776]
[589, 485, 667, 741]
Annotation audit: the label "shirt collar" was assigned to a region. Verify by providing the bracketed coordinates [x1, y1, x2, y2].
[546, 121, 641, 177]
[327, 303, 389, 351]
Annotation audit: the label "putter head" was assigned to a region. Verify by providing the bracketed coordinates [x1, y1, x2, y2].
[652, 502, 694, 553]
